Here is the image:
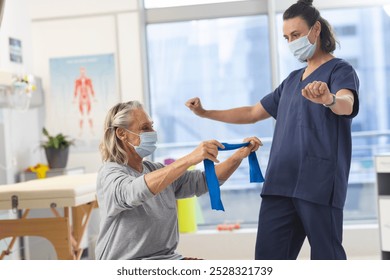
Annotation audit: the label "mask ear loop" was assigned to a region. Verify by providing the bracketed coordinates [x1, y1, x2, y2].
[127, 140, 136, 148]
[305, 26, 314, 43]
[112, 127, 130, 149]
[123, 128, 142, 148]
[308, 26, 313, 35]
[308, 21, 320, 44]
[124, 128, 140, 137]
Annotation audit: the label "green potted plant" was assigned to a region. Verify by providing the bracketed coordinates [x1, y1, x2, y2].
[41, 127, 75, 169]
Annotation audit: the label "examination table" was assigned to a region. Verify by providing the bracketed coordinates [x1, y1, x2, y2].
[0, 173, 97, 260]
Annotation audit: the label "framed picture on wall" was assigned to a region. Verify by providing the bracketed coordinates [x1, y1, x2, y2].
[49, 53, 118, 152]
[9, 37, 23, 63]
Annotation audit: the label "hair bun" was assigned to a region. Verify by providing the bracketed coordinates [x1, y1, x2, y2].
[297, 0, 313, 6]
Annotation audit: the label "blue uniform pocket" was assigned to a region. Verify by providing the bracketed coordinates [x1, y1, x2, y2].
[295, 155, 335, 206]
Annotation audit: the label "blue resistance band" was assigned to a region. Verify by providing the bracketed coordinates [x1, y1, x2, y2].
[203, 142, 265, 211]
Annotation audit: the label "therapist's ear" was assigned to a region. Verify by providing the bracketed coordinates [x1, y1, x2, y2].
[313, 21, 321, 37]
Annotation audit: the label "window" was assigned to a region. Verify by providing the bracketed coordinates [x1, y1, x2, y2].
[146, 15, 271, 225]
[333, 25, 357, 37]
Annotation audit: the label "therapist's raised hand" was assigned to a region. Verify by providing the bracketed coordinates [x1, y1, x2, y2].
[187, 140, 225, 165]
[302, 81, 333, 105]
[185, 97, 206, 117]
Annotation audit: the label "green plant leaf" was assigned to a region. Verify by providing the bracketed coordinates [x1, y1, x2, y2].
[41, 127, 74, 149]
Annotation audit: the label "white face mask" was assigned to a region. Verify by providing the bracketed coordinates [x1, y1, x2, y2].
[288, 27, 317, 63]
[125, 129, 158, 158]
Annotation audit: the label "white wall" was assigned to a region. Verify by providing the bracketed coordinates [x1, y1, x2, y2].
[0, 0, 41, 260]
[0, 0, 33, 72]
[29, 0, 137, 19]
[0, 0, 41, 182]
[0, 0, 44, 180]
[30, 0, 145, 173]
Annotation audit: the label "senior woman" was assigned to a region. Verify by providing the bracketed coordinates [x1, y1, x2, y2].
[95, 101, 262, 260]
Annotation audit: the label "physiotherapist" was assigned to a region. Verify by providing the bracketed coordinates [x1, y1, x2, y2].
[185, 0, 359, 260]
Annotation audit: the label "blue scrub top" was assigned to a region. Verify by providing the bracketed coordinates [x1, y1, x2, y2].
[260, 58, 359, 209]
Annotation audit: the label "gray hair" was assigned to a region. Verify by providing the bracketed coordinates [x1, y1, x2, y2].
[99, 101, 144, 164]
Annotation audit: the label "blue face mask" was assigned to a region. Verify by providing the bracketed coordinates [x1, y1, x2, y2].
[125, 129, 158, 158]
[288, 27, 316, 63]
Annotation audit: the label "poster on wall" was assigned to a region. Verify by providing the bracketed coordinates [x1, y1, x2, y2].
[49, 54, 118, 152]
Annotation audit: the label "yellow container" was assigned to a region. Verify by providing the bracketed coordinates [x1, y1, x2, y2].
[177, 197, 197, 233]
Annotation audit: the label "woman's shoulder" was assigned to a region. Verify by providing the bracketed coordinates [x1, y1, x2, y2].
[329, 58, 358, 77]
[97, 160, 165, 176]
[98, 161, 127, 176]
[329, 57, 354, 69]
[96, 162, 128, 188]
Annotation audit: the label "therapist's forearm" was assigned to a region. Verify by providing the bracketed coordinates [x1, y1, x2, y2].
[202, 103, 270, 124]
[325, 92, 354, 116]
[203, 107, 254, 124]
[331, 95, 353, 115]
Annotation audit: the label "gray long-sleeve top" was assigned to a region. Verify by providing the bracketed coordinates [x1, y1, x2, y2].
[95, 160, 209, 260]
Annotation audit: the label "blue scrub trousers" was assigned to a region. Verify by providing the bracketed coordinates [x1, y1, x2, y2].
[255, 195, 346, 260]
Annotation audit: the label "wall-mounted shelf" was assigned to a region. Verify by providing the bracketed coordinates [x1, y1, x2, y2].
[0, 70, 44, 109]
